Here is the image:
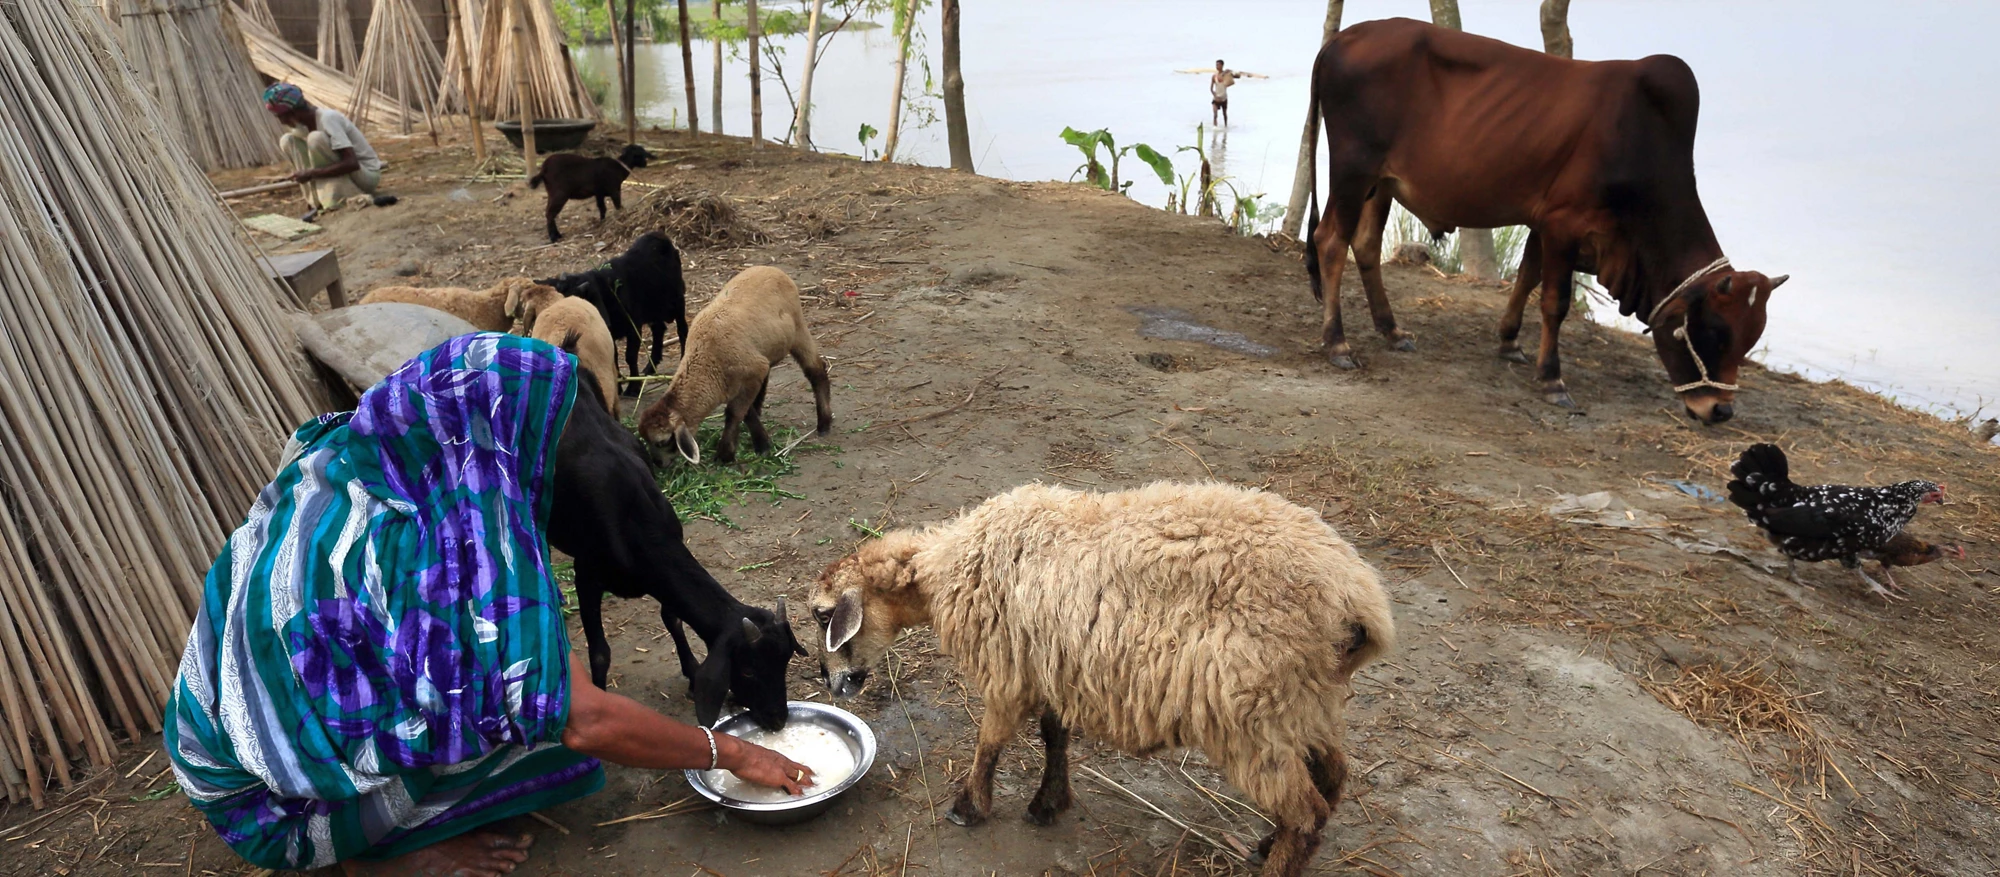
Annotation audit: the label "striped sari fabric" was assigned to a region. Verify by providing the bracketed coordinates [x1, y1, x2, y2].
[165, 334, 602, 869]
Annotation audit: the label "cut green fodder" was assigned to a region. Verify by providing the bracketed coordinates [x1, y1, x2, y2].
[654, 420, 838, 529]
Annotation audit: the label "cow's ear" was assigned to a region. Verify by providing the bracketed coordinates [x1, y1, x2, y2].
[1713, 275, 1733, 298]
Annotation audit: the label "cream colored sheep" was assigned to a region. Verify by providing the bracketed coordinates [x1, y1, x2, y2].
[637, 266, 831, 465]
[357, 277, 546, 332]
[528, 295, 620, 415]
[810, 481, 1395, 877]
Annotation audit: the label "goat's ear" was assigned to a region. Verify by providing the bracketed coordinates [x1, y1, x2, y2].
[691, 651, 731, 728]
[739, 616, 763, 645]
[504, 280, 524, 318]
[675, 425, 701, 465]
[826, 589, 864, 653]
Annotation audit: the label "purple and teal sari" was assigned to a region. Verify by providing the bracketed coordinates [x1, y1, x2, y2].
[165, 334, 602, 870]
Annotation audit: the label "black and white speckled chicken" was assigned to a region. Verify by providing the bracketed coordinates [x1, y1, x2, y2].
[1726, 443, 1947, 599]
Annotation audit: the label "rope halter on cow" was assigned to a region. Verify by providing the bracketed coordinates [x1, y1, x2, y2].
[1647, 256, 1738, 394]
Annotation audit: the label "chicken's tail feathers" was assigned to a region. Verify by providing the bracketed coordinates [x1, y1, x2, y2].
[1727, 443, 1792, 510]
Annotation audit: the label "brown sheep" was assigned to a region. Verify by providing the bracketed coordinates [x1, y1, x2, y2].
[637, 266, 831, 465]
[528, 295, 620, 415]
[357, 277, 545, 333]
[810, 481, 1396, 877]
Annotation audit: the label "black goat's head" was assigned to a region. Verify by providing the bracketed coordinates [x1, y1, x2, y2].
[692, 596, 808, 731]
[618, 144, 652, 169]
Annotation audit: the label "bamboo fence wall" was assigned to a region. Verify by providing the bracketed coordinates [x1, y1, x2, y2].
[0, 0, 324, 806]
[100, 0, 282, 171]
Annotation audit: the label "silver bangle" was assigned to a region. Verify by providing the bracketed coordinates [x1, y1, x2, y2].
[703, 726, 718, 771]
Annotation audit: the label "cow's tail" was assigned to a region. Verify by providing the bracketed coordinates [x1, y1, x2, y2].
[1302, 67, 1324, 304]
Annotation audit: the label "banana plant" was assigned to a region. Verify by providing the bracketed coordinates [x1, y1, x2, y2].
[1061, 126, 1173, 196]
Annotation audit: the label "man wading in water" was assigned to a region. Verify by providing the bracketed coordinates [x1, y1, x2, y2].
[1211, 60, 1239, 126]
[264, 82, 394, 222]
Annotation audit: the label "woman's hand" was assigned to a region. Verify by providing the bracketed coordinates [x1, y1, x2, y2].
[719, 736, 816, 796]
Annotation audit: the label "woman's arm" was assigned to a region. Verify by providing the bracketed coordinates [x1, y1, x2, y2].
[559, 655, 816, 795]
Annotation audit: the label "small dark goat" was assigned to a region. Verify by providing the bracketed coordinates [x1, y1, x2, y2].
[537, 231, 688, 397]
[546, 360, 804, 730]
[528, 143, 651, 243]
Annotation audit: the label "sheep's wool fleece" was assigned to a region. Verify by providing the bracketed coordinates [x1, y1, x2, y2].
[913, 482, 1395, 769]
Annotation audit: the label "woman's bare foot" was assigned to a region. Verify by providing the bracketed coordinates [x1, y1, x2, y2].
[341, 831, 535, 877]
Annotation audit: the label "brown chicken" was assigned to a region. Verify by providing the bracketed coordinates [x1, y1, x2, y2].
[1861, 532, 1966, 592]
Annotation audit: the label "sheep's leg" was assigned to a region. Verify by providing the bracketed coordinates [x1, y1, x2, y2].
[620, 332, 643, 397]
[792, 332, 834, 435]
[1024, 709, 1072, 826]
[594, 195, 608, 222]
[947, 697, 1032, 827]
[546, 198, 566, 243]
[575, 576, 614, 689]
[744, 377, 772, 456]
[714, 391, 756, 465]
[1238, 755, 1331, 877]
[1306, 747, 1348, 808]
[662, 609, 700, 683]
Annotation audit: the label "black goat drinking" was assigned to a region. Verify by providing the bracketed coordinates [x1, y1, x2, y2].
[545, 360, 803, 730]
[538, 231, 688, 397]
[528, 143, 651, 243]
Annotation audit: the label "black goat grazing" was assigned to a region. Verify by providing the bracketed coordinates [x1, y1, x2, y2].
[545, 361, 804, 730]
[528, 143, 651, 243]
[537, 231, 688, 397]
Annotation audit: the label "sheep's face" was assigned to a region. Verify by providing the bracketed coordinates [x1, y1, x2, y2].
[639, 405, 701, 466]
[810, 537, 923, 699]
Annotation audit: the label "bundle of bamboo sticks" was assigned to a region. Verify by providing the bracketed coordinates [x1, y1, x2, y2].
[0, 0, 323, 807]
[350, 0, 446, 135]
[316, 0, 357, 72]
[471, 0, 598, 122]
[233, 0, 275, 32]
[241, 15, 419, 132]
[98, 0, 281, 171]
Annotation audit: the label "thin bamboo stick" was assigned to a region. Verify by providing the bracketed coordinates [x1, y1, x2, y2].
[316, 0, 358, 72]
[444, 0, 487, 161]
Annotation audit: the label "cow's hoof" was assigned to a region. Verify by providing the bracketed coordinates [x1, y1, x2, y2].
[1545, 390, 1579, 409]
[1499, 347, 1530, 364]
[1328, 352, 1359, 370]
[1391, 336, 1418, 353]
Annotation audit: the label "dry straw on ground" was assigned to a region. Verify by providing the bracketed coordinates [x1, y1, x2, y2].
[0, 0, 322, 806]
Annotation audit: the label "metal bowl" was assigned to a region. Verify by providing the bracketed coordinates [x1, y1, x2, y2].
[493, 118, 597, 153]
[684, 701, 876, 826]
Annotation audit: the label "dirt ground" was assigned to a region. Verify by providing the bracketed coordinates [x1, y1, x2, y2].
[6, 128, 1997, 877]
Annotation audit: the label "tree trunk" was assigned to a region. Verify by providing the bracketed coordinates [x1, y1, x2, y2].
[510, 0, 537, 174]
[1540, 0, 1573, 58]
[710, 0, 723, 134]
[746, 0, 762, 147]
[880, 0, 917, 162]
[623, 0, 637, 142]
[605, 0, 628, 131]
[1280, 0, 1342, 239]
[1427, 0, 1498, 280]
[940, 0, 971, 171]
[678, 0, 699, 132]
[445, 0, 486, 162]
[791, 0, 823, 146]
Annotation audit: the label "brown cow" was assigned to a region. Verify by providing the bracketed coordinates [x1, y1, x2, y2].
[1302, 18, 1786, 424]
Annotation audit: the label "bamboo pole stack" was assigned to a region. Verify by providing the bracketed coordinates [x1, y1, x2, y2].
[316, 0, 358, 72]
[471, 0, 597, 122]
[0, 0, 324, 806]
[241, 15, 419, 132]
[100, 0, 281, 171]
[233, 0, 275, 32]
[350, 0, 446, 136]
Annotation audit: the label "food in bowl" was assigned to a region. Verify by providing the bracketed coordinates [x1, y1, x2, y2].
[703, 723, 857, 803]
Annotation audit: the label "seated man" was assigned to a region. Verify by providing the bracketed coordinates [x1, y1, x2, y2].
[264, 82, 387, 221]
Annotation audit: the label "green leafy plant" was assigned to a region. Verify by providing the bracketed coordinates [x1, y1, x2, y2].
[857, 122, 879, 161]
[1060, 127, 1173, 196]
[650, 416, 837, 529]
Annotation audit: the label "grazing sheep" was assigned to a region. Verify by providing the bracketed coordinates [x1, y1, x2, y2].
[637, 266, 832, 465]
[810, 481, 1396, 877]
[529, 295, 620, 415]
[358, 277, 546, 332]
[546, 357, 805, 731]
[537, 232, 689, 396]
[528, 143, 651, 242]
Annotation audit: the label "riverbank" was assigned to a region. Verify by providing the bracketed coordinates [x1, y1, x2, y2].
[7, 130, 1993, 877]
